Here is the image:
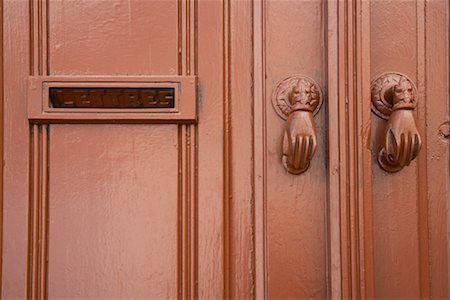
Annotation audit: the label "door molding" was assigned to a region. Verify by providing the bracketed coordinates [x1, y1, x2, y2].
[326, 0, 375, 298]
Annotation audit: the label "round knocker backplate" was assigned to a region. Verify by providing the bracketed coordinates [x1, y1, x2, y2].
[371, 72, 417, 120]
[271, 75, 323, 120]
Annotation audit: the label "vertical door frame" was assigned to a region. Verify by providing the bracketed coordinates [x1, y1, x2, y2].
[326, 0, 374, 298]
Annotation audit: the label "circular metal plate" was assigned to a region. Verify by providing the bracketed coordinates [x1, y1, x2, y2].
[371, 72, 417, 120]
[271, 75, 323, 120]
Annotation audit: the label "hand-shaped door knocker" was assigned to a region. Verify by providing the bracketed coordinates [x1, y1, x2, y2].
[371, 72, 422, 172]
[272, 75, 323, 174]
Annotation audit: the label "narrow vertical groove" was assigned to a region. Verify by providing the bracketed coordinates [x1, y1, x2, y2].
[185, 125, 192, 299]
[28, 125, 40, 299]
[193, 125, 198, 299]
[37, 0, 48, 76]
[31, 0, 40, 76]
[177, 125, 183, 299]
[30, 0, 46, 76]
[0, 0, 4, 294]
[250, 1, 256, 298]
[186, 0, 190, 76]
[350, 1, 362, 298]
[222, 0, 232, 297]
[27, 126, 36, 299]
[44, 0, 49, 75]
[177, 0, 182, 75]
[416, 0, 431, 297]
[37, 127, 43, 298]
[27, 125, 49, 300]
[262, 1, 268, 297]
[177, 0, 185, 296]
[193, 0, 198, 76]
[188, 124, 197, 299]
[323, 1, 332, 298]
[29, 0, 34, 76]
[37, 0, 42, 75]
[182, 125, 188, 299]
[343, 1, 353, 297]
[193, 0, 198, 297]
[180, 124, 196, 300]
[39, 125, 49, 299]
[337, 1, 350, 296]
[27, 125, 40, 299]
[183, 116, 188, 298]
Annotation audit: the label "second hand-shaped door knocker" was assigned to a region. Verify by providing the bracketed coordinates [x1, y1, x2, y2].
[371, 72, 422, 172]
[272, 75, 323, 174]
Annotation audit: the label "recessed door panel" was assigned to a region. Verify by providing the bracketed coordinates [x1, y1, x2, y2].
[370, 1, 421, 298]
[48, 0, 178, 75]
[48, 124, 178, 298]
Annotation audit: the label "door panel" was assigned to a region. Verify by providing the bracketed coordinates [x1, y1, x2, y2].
[370, 0, 449, 298]
[3, 1, 32, 298]
[49, 0, 178, 75]
[48, 125, 178, 298]
[371, 3, 421, 294]
[265, 1, 327, 298]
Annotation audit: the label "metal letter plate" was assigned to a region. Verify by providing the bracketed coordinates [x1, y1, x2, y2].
[28, 76, 197, 123]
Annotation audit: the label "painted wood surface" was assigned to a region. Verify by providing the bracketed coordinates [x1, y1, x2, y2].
[1, 0, 448, 299]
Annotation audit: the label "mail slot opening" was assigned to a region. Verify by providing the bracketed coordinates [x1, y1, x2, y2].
[49, 87, 175, 108]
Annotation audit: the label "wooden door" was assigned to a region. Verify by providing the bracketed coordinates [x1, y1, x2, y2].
[1, 0, 448, 299]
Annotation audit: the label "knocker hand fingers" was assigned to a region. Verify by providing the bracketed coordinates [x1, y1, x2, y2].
[411, 133, 421, 161]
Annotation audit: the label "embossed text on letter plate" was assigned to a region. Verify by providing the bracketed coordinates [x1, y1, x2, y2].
[49, 88, 175, 109]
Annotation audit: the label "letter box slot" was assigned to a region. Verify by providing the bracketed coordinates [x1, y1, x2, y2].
[49, 88, 175, 109]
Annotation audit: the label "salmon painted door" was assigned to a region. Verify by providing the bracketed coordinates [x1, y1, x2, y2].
[1, 0, 449, 299]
